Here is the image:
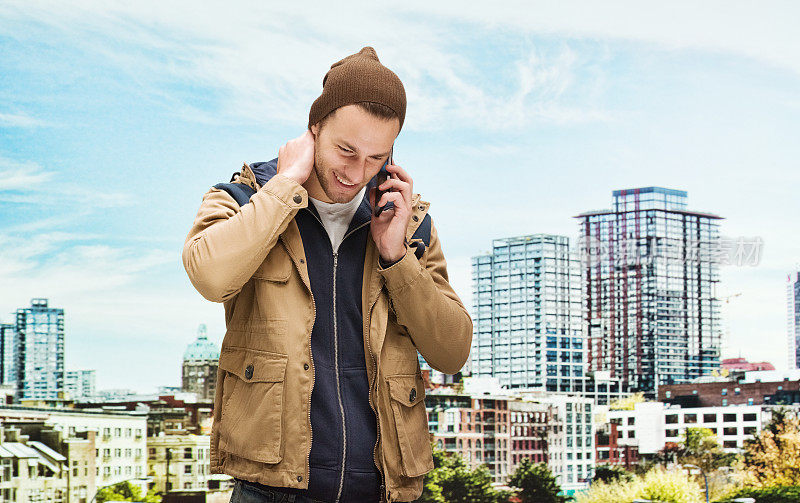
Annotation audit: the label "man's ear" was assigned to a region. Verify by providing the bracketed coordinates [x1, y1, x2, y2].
[310, 123, 319, 137]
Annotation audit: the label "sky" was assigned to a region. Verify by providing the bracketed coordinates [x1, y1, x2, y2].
[1, 1, 798, 392]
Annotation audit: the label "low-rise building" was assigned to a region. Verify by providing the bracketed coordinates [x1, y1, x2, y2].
[659, 370, 800, 408]
[0, 424, 69, 502]
[0, 405, 148, 491]
[148, 434, 216, 493]
[508, 400, 551, 470]
[605, 401, 797, 455]
[425, 386, 511, 483]
[536, 395, 595, 493]
[594, 422, 639, 469]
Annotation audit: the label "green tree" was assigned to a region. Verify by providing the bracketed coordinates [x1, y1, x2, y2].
[680, 427, 735, 473]
[507, 458, 567, 503]
[418, 444, 507, 503]
[96, 480, 160, 502]
[592, 464, 633, 484]
[652, 428, 734, 473]
[741, 407, 800, 486]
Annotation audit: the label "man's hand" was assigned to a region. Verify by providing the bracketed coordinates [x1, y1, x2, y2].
[277, 130, 315, 185]
[370, 163, 413, 264]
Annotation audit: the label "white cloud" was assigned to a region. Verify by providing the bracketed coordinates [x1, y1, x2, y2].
[0, 112, 50, 128]
[0, 167, 54, 190]
[0, 157, 134, 209]
[3, 0, 796, 133]
[0, 1, 621, 130]
[403, 1, 800, 75]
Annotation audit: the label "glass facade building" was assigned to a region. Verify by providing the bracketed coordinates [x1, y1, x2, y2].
[788, 271, 800, 370]
[471, 235, 585, 391]
[14, 298, 65, 400]
[64, 369, 97, 400]
[575, 187, 722, 397]
[1, 323, 17, 387]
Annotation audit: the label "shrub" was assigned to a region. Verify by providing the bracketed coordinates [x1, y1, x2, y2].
[716, 485, 800, 503]
[575, 467, 702, 503]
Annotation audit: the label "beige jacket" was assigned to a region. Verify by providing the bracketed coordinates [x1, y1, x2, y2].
[182, 164, 472, 502]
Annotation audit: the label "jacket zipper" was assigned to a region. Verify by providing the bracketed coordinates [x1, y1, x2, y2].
[285, 239, 316, 491]
[366, 300, 387, 503]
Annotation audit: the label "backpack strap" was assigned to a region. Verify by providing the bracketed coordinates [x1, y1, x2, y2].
[213, 182, 256, 207]
[408, 213, 432, 259]
[214, 169, 433, 260]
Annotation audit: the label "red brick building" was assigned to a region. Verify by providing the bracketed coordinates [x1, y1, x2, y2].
[721, 358, 775, 372]
[595, 422, 639, 469]
[658, 377, 800, 408]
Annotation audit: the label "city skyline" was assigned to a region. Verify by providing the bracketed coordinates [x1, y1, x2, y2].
[2, 3, 799, 392]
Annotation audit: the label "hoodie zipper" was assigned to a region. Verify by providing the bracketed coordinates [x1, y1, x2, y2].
[307, 208, 371, 503]
[333, 220, 372, 503]
[332, 250, 347, 503]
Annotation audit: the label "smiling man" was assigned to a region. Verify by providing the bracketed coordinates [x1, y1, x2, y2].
[182, 46, 472, 503]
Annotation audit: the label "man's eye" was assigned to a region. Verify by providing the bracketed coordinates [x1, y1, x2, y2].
[338, 146, 353, 154]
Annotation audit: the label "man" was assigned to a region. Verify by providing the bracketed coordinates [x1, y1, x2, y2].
[182, 46, 472, 503]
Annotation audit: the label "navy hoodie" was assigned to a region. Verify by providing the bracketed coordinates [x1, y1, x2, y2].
[239, 159, 381, 502]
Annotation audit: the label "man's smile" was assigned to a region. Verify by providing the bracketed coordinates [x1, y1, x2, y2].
[334, 171, 356, 187]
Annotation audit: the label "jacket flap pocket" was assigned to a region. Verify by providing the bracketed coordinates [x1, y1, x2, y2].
[386, 374, 426, 406]
[252, 245, 292, 282]
[218, 346, 287, 382]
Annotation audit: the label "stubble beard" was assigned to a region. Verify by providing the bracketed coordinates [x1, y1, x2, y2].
[313, 155, 360, 204]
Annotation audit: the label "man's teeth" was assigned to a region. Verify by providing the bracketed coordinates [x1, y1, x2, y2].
[335, 172, 355, 186]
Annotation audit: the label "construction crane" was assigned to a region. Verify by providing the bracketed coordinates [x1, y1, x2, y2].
[717, 292, 742, 357]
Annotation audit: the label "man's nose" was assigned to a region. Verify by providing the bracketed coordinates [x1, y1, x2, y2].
[343, 158, 368, 184]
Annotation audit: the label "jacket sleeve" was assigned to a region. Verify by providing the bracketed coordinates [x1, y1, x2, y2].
[377, 217, 473, 374]
[182, 173, 308, 303]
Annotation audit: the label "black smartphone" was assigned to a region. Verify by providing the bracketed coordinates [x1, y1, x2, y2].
[373, 148, 394, 216]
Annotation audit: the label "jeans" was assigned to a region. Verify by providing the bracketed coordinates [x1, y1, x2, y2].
[229, 479, 327, 503]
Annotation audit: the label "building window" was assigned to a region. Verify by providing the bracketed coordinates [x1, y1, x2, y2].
[723, 441, 737, 449]
[743, 413, 757, 422]
[723, 413, 737, 422]
[684, 414, 697, 424]
[666, 414, 678, 424]
[721, 388, 727, 396]
[703, 414, 717, 423]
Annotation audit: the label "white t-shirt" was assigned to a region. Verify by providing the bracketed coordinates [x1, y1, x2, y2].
[309, 186, 367, 253]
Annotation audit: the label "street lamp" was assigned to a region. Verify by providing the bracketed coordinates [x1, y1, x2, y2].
[681, 464, 708, 503]
[165, 447, 174, 494]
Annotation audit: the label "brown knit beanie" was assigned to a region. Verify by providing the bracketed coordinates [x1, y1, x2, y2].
[308, 46, 406, 131]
